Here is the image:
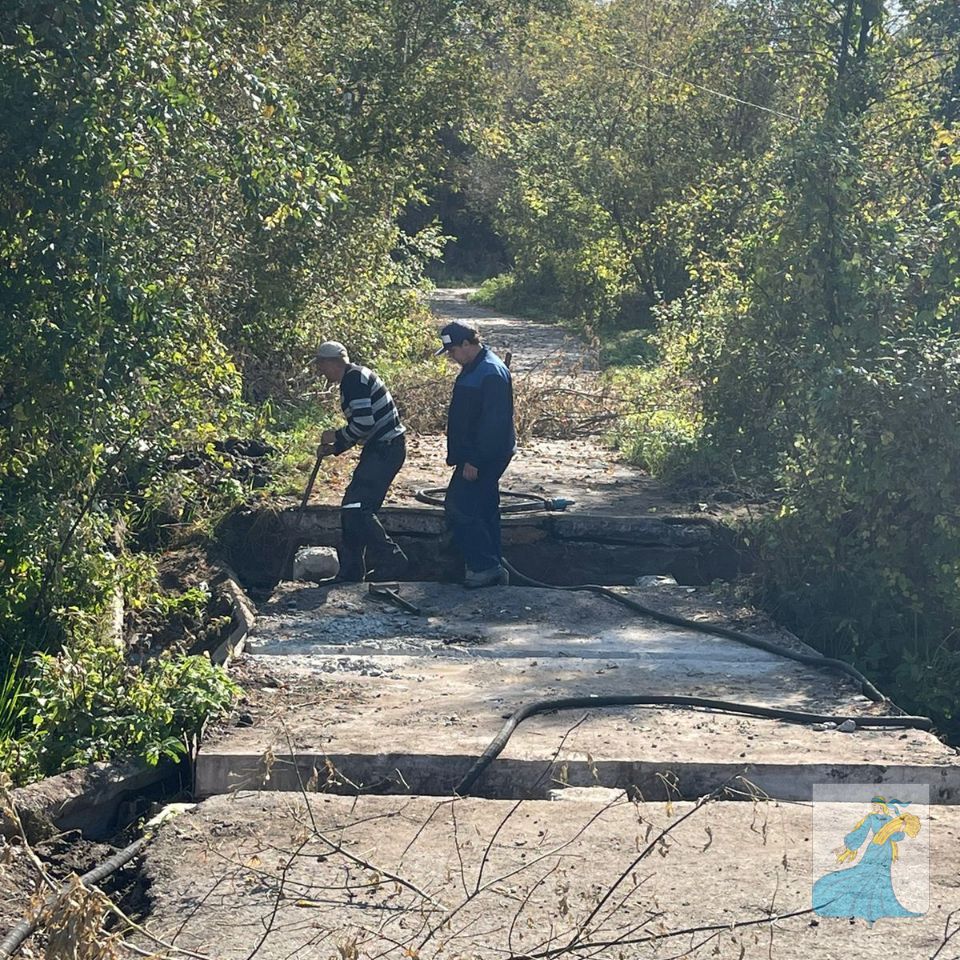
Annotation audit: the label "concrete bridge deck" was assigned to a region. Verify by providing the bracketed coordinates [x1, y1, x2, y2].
[142, 287, 960, 957]
[195, 580, 959, 803]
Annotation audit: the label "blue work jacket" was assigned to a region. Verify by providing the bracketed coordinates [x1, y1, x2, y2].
[445, 346, 517, 468]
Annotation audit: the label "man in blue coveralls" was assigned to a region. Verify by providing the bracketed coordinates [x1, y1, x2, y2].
[436, 321, 516, 588]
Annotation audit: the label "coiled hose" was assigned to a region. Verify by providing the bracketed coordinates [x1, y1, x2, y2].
[415, 487, 574, 514]
[413, 487, 935, 796]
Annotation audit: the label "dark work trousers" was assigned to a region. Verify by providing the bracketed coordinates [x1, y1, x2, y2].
[444, 458, 511, 574]
[339, 435, 407, 580]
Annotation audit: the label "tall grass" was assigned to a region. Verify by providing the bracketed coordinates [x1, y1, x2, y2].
[0, 651, 27, 768]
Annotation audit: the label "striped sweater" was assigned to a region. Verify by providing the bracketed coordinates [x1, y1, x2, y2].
[333, 364, 405, 453]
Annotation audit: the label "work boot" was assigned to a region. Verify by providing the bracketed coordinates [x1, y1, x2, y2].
[336, 543, 367, 583]
[464, 565, 510, 589]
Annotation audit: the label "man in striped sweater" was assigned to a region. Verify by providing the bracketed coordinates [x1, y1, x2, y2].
[315, 341, 408, 582]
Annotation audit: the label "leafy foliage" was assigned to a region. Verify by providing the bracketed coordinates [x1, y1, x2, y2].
[0, 0, 538, 644]
[670, 1, 960, 729]
[473, 0, 785, 331]
[0, 0, 551, 779]
[475, 0, 960, 734]
[1, 640, 239, 782]
[1, 0, 287, 650]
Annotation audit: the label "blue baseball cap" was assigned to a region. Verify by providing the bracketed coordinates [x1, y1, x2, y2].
[435, 321, 478, 355]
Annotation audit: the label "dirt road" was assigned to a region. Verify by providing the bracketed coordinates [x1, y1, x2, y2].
[315, 289, 719, 518]
[428, 287, 597, 373]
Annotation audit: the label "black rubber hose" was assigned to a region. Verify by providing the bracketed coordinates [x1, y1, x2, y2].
[416, 486, 572, 513]
[0, 835, 148, 959]
[0, 804, 193, 960]
[415, 485, 931, 795]
[503, 559, 892, 705]
[453, 695, 935, 796]
[415, 484, 891, 704]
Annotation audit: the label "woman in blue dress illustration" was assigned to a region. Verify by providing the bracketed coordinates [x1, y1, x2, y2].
[813, 796, 922, 922]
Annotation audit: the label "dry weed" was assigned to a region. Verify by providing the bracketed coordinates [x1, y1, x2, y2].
[42, 876, 121, 960]
[391, 360, 622, 441]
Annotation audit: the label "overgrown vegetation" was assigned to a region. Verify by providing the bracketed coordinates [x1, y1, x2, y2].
[474, 0, 960, 735]
[1, 642, 239, 780]
[0, 0, 551, 782]
[4, 0, 958, 776]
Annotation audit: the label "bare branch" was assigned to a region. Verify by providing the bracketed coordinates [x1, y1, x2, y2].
[243, 834, 314, 960]
[509, 905, 818, 959]
[450, 798, 472, 900]
[564, 791, 719, 951]
[931, 907, 960, 960]
[475, 800, 524, 895]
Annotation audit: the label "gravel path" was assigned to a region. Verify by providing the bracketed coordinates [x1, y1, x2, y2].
[428, 287, 596, 373]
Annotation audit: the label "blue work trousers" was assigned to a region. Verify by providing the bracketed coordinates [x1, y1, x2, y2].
[444, 459, 511, 574]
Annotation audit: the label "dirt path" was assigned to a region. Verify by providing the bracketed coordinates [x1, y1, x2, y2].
[313, 290, 729, 518]
[428, 287, 597, 373]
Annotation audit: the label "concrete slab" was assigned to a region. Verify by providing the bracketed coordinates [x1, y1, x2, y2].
[223, 502, 742, 587]
[196, 582, 960, 802]
[139, 792, 960, 960]
[245, 580, 808, 666]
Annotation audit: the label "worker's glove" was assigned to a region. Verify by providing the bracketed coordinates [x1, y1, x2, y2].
[317, 442, 336, 458]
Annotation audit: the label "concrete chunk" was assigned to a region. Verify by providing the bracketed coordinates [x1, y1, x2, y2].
[292, 545, 339, 581]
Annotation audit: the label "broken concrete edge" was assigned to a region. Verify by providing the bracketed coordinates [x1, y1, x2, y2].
[218, 501, 753, 588]
[210, 561, 258, 668]
[1, 565, 258, 845]
[195, 753, 960, 805]
[3, 757, 178, 845]
[283, 503, 723, 545]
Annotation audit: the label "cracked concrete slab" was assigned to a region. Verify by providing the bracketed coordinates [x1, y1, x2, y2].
[197, 582, 960, 801]
[139, 792, 960, 960]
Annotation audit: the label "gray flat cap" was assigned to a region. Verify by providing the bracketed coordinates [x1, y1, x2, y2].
[316, 340, 349, 361]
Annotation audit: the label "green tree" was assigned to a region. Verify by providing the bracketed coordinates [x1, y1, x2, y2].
[474, 0, 786, 330]
[0, 0, 560, 784]
[666, 0, 960, 727]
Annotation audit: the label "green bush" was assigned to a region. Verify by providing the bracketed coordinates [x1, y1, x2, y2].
[604, 321, 711, 481]
[651, 27, 960, 736]
[3, 640, 239, 783]
[741, 337, 960, 736]
[612, 410, 702, 479]
[597, 328, 658, 368]
[470, 273, 520, 309]
[470, 272, 567, 321]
